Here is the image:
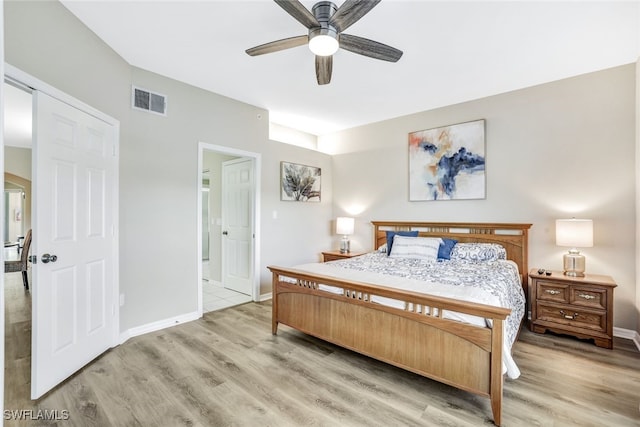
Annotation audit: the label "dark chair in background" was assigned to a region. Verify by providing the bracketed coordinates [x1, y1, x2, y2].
[5, 229, 32, 290]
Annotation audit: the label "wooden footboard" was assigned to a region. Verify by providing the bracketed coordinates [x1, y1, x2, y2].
[268, 266, 511, 426]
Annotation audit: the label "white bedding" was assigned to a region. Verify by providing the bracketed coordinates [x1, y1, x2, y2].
[292, 251, 525, 379]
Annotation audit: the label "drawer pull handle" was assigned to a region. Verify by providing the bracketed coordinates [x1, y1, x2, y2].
[560, 310, 579, 320]
[578, 293, 596, 300]
[545, 289, 561, 295]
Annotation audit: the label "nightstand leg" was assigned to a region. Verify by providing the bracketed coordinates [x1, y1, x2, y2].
[593, 338, 613, 349]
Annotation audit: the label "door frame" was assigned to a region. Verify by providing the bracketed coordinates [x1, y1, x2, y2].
[197, 142, 261, 314]
[3, 62, 121, 373]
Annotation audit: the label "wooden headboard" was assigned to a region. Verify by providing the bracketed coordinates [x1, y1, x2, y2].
[372, 221, 532, 294]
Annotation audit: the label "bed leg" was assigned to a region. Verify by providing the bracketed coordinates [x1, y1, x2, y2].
[272, 272, 279, 335]
[490, 318, 504, 426]
[491, 396, 502, 426]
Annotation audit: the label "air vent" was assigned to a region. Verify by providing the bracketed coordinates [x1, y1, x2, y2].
[132, 86, 167, 116]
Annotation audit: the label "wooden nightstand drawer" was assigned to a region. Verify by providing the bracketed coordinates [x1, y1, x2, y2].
[322, 251, 364, 262]
[536, 281, 569, 303]
[569, 286, 606, 310]
[323, 252, 347, 262]
[529, 269, 616, 349]
[536, 302, 606, 333]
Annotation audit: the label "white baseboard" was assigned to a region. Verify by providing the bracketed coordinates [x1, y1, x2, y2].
[119, 310, 200, 344]
[613, 327, 640, 351]
[259, 292, 272, 302]
[118, 295, 273, 346]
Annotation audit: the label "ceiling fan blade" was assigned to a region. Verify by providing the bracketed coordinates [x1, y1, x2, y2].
[330, 0, 381, 33]
[274, 0, 319, 29]
[339, 33, 403, 62]
[315, 55, 333, 85]
[246, 35, 308, 56]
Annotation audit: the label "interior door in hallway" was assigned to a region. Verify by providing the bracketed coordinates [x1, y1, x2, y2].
[221, 158, 254, 296]
[32, 90, 117, 399]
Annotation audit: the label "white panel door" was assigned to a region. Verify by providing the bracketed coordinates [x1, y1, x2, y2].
[32, 91, 116, 399]
[221, 158, 254, 296]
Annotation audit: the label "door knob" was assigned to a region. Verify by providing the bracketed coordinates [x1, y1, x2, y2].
[41, 253, 58, 264]
[222, 231, 228, 235]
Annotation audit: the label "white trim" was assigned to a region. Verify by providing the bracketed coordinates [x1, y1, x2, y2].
[197, 142, 262, 316]
[259, 292, 272, 302]
[614, 327, 640, 351]
[119, 311, 200, 344]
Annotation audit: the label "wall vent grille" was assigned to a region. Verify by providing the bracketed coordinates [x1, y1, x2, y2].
[132, 86, 167, 116]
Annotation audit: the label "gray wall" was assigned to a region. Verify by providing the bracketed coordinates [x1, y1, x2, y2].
[5, 0, 333, 331]
[321, 65, 637, 331]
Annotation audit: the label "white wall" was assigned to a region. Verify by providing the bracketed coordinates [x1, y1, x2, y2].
[5, 0, 333, 331]
[636, 56, 640, 336]
[4, 147, 31, 179]
[4, 147, 32, 242]
[322, 65, 637, 331]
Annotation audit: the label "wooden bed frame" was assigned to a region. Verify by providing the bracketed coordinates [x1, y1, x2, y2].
[268, 221, 532, 426]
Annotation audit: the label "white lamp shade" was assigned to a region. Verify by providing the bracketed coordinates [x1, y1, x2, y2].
[336, 217, 355, 235]
[556, 219, 593, 248]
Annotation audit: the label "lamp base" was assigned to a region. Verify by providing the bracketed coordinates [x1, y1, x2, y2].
[340, 236, 350, 254]
[563, 250, 585, 277]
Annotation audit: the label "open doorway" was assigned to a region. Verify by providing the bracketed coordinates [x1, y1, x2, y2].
[3, 80, 33, 410]
[198, 143, 260, 314]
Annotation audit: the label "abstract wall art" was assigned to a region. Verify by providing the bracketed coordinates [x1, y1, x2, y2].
[281, 161, 321, 202]
[409, 119, 486, 201]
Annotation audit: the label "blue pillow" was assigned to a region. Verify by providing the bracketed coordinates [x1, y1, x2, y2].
[438, 238, 458, 260]
[385, 231, 419, 255]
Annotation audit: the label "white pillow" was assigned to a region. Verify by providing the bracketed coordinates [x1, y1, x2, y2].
[389, 236, 442, 261]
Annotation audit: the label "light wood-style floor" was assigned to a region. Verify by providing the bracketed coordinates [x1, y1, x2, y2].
[4, 272, 640, 426]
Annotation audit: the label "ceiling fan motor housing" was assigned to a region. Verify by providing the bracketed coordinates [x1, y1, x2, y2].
[312, 1, 338, 22]
[309, 1, 339, 52]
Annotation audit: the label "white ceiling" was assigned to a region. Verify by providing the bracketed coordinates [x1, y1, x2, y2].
[7, 1, 640, 140]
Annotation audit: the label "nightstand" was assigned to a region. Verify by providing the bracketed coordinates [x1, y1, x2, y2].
[321, 250, 364, 262]
[529, 269, 616, 349]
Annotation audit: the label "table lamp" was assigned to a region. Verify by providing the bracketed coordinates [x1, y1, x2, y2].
[336, 217, 355, 254]
[555, 218, 593, 277]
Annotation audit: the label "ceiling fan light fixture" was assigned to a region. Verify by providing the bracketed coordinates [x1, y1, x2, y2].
[308, 27, 339, 56]
[246, 0, 402, 84]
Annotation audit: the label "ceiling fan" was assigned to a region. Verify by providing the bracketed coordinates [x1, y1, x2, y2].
[246, 0, 403, 85]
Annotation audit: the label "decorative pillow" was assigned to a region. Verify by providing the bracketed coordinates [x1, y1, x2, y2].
[385, 230, 419, 255]
[389, 236, 442, 261]
[438, 238, 458, 260]
[450, 243, 507, 262]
